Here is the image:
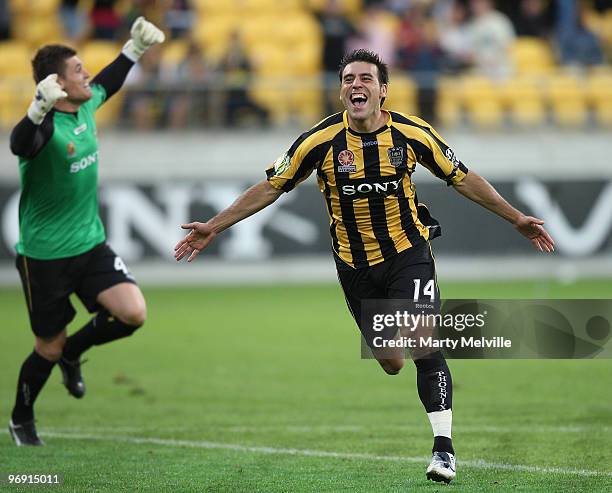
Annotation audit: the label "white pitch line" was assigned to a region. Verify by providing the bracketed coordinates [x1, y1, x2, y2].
[219, 424, 612, 434]
[38, 431, 612, 478]
[41, 424, 612, 435]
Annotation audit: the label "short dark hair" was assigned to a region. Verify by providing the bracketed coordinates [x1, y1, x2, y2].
[338, 49, 389, 86]
[32, 44, 77, 83]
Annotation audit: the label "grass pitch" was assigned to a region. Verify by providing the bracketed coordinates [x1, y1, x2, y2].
[1, 280, 611, 492]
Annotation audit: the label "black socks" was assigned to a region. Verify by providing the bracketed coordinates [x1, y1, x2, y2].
[12, 351, 56, 423]
[414, 351, 453, 413]
[62, 310, 141, 361]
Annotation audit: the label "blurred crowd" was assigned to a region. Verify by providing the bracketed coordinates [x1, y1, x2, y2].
[0, 0, 611, 128]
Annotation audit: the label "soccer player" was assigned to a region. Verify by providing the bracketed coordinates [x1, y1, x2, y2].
[8, 17, 164, 446]
[174, 49, 554, 483]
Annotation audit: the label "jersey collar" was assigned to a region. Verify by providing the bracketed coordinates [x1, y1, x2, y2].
[343, 110, 392, 136]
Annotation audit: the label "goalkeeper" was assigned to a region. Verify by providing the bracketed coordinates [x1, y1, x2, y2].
[8, 18, 164, 446]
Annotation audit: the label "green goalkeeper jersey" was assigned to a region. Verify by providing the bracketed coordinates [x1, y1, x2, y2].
[16, 84, 107, 260]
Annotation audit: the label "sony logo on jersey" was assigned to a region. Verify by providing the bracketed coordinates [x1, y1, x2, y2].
[70, 151, 99, 173]
[341, 177, 403, 197]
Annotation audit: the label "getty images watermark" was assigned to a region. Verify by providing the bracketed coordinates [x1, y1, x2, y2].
[361, 300, 612, 359]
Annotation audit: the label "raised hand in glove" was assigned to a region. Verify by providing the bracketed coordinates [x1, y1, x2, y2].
[27, 74, 68, 124]
[121, 16, 165, 62]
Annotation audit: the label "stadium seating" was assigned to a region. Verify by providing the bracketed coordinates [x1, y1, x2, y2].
[460, 75, 504, 128]
[502, 76, 547, 127]
[511, 37, 555, 75]
[383, 74, 417, 116]
[1, 0, 611, 130]
[545, 73, 588, 127]
[587, 70, 612, 126]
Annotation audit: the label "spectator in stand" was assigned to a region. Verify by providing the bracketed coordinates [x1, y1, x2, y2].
[218, 31, 269, 127]
[90, 0, 122, 40]
[511, 0, 554, 38]
[439, 0, 473, 73]
[466, 0, 516, 78]
[556, 0, 604, 66]
[396, 2, 442, 72]
[317, 0, 356, 114]
[60, 0, 88, 43]
[348, 4, 397, 68]
[0, 0, 10, 40]
[167, 40, 212, 128]
[395, 2, 443, 121]
[164, 0, 194, 40]
[122, 45, 164, 130]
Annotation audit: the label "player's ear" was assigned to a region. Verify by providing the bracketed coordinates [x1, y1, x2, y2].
[380, 83, 388, 99]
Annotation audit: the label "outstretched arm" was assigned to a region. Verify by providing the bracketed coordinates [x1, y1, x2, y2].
[174, 180, 283, 262]
[92, 17, 165, 101]
[453, 170, 555, 252]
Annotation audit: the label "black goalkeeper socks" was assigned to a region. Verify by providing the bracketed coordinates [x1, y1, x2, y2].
[433, 436, 455, 455]
[12, 350, 56, 423]
[413, 351, 453, 413]
[63, 310, 141, 361]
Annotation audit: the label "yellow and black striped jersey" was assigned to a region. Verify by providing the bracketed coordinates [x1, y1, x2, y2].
[265, 110, 469, 269]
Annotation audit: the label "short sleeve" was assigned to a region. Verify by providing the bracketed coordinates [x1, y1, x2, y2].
[409, 118, 469, 186]
[265, 132, 321, 193]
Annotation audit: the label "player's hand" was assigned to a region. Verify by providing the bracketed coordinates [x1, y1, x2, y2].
[514, 215, 555, 253]
[174, 222, 217, 263]
[27, 74, 68, 124]
[121, 16, 165, 62]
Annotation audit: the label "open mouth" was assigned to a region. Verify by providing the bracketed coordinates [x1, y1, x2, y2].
[350, 93, 368, 108]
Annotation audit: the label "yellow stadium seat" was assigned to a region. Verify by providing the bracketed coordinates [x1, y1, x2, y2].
[161, 39, 189, 67]
[12, 15, 62, 47]
[248, 43, 286, 75]
[511, 38, 555, 75]
[193, 14, 238, 61]
[383, 74, 417, 115]
[251, 75, 292, 125]
[0, 79, 32, 130]
[291, 43, 321, 75]
[436, 77, 461, 127]
[10, 0, 60, 15]
[80, 41, 121, 76]
[460, 75, 504, 128]
[0, 41, 33, 78]
[276, 13, 322, 46]
[587, 72, 612, 126]
[307, 0, 362, 15]
[546, 74, 588, 127]
[501, 76, 546, 126]
[240, 16, 277, 47]
[288, 77, 323, 126]
[95, 92, 124, 128]
[190, 0, 234, 14]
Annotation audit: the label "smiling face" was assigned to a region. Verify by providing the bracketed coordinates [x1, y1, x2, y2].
[57, 56, 92, 104]
[340, 61, 388, 127]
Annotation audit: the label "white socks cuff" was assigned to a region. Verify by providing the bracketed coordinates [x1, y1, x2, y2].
[427, 409, 452, 438]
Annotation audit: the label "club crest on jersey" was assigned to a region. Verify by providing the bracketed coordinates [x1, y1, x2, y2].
[67, 141, 76, 157]
[388, 146, 404, 168]
[337, 150, 356, 173]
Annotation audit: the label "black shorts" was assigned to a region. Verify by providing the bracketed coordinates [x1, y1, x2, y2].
[336, 241, 439, 348]
[16, 242, 137, 338]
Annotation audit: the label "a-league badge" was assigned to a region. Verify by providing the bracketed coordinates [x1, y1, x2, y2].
[67, 142, 76, 158]
[337, 149, 357, 173]
[388, 146, 404, 168]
